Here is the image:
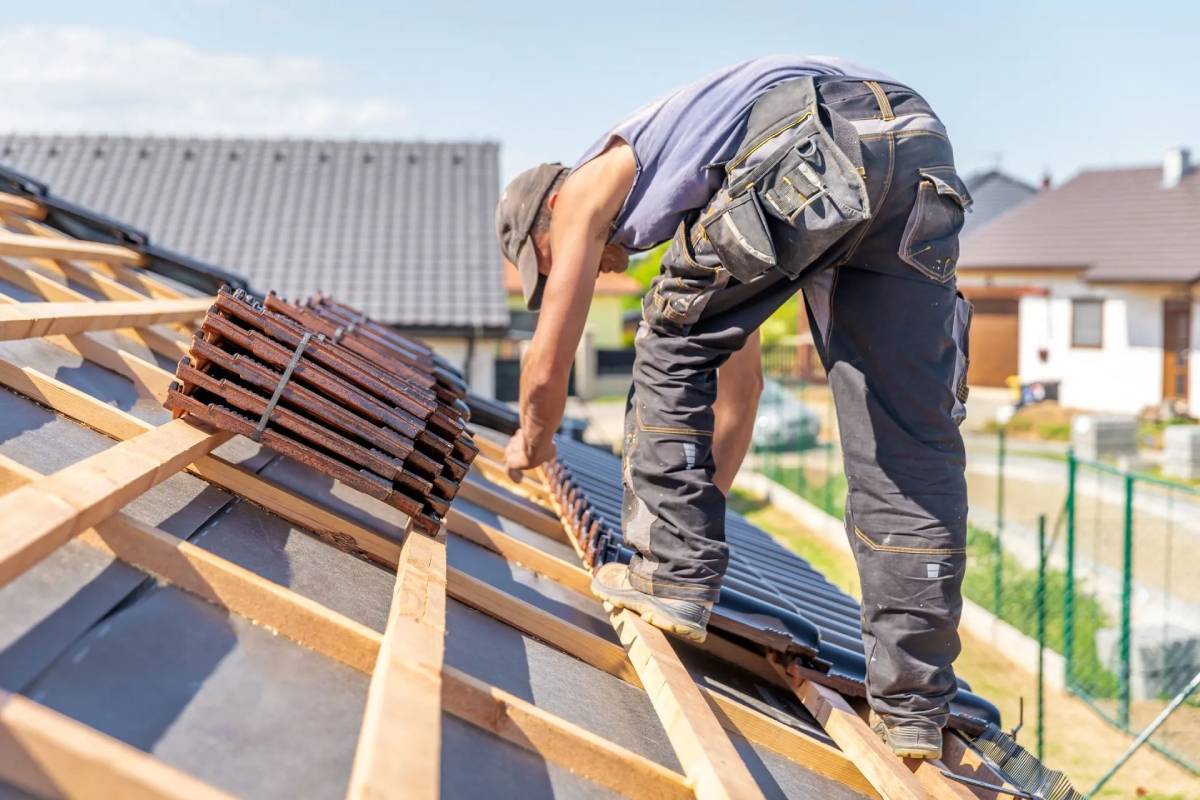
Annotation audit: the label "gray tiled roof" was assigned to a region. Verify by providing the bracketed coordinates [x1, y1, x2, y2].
[962, 169, 1037, 234]
[961, 164, 1200, 283]
[0, 135, 509, 332]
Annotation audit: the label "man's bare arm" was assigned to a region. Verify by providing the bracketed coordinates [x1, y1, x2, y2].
[713, 330, 764, 494]
[508, 144, 635, 474]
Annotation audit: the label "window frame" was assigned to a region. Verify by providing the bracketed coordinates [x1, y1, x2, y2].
[1070, 297, 1105, 349]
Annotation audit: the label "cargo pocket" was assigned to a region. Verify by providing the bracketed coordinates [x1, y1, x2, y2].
[899, 166, 972, 283]
[700, 191, 776, 283]
[950, 291, 973, 426]
[644, 218, 730, 335]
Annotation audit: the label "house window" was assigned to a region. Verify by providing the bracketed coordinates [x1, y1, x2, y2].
[1071, 298, 1104, 348]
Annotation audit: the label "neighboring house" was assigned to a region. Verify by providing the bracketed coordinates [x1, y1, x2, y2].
[500, 261, 642, 399]
[958, 148, 1199, 416]
[0, 135, 508, 396]
[962, 169, 1038, 234]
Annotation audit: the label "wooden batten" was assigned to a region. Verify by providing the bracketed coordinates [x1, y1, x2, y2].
[0, 256, 192, 362]
[447, 567, 641, 686]
[612, 610, 766, 800]
[456, 478, 567, 540]
[442, 668, 693, 800]
[347, 530, 448, 800]
[0, 230, 145, 266]
[0, 192, 46, 221]
[0, 298, 210, 341]
[3, 215, 186, 300]
[0, 359, 407, 566]
[0, 689, 233, 800]
[786, 673, 928, 800]
[444, 508, 592, 594]
[0, 417, 228, 589]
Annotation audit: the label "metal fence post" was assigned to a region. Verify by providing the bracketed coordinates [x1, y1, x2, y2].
[1036, 514, 1047, 760]
[1064, 449, 1077, 691]
[1119, 472, 1134, 729]
[994, 427, 1006, 615]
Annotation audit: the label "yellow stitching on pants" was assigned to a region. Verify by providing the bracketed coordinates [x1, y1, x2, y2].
[636, 406, 712, 437]
[864, 80, 895, 121]
[853, 526, 966, 556]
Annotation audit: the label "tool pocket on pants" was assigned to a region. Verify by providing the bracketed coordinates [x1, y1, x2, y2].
[899, 166, 972, 283]
[644, 218, 730, 335]
[701, 112, 871, 283]
[950, 291, 973, 426]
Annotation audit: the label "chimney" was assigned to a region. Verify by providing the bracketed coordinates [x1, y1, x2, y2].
[1040, 170, 1052, 191]
[1163, 147, 1192, 189]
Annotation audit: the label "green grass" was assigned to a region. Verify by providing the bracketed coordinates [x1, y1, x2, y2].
[758, 463, 847, 520]
[751, 463, 1120, 699]
[728, 489, 860, 596]
[964, 524, 1118, 699]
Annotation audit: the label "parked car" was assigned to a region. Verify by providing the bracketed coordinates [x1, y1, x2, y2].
[753, 379, 821, 451]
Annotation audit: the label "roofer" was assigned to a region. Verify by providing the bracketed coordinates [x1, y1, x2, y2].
[496, 55, 973, 759]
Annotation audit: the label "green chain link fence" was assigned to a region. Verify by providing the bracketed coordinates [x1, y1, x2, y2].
[749, 371, 1200, 778]
[1063, 451, 1199, 774]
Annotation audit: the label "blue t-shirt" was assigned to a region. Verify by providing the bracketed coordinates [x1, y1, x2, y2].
[576, 55, 895, 252]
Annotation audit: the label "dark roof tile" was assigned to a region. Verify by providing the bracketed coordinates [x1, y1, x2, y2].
[0, 135, 509, 331]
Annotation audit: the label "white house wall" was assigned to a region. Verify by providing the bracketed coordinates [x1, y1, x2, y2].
[1008, 278, 1192, 415]
[419, 336, 500, 399]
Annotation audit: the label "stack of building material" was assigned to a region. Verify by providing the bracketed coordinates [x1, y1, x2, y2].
[1071, 414, 1139, 461]
[165, 287, 478, 536]
[1163, 424, 1200, 480]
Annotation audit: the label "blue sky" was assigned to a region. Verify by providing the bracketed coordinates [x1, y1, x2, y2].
[3, 1, 1197, 185]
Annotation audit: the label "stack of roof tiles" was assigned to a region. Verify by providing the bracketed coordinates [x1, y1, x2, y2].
[165, 287, 478, 536]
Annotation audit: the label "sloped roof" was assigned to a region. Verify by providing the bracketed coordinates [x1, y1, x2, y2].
[0, 135, 509, 332]
[0, 176, 1082, 800]
[962, 169, 1037, 234]
[960, 164, 1200, 283]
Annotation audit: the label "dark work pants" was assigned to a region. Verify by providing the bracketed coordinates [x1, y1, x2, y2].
[622, 78, 973, 727]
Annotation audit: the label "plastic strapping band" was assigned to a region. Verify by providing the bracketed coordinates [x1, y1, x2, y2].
[252, 331, 313, 441]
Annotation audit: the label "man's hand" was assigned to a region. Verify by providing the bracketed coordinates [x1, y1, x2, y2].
[505, 428, 557, 483]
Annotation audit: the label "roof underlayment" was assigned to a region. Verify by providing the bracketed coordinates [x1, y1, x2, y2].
[0, 173, 1083, 800]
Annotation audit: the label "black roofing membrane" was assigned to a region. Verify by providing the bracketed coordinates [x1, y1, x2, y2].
[0, 387, 112, 472]
[257, 453, 410, 543]
[0, 541, 146, 692]
[190, 497, 395, 632]
[448, 535, 616, 642]
[0, 388, 237, 692]
[0, 338, 150, 416]
[441, 712, 621, 800]
[446, 598, 680, 771]
[733, 733, 867, 800]
[22, 584, 368, 800]
[452, 494, 581, 564]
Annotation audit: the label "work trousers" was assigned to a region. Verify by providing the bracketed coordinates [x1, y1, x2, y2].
[622, 76, 974, 727]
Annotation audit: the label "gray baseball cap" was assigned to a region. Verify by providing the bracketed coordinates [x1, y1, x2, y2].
[495, 162, 567, 310]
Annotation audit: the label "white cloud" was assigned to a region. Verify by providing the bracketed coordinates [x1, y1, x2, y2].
[0, 26, 408, 136]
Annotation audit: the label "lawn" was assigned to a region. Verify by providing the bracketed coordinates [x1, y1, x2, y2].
[729, 486, 1200, 799]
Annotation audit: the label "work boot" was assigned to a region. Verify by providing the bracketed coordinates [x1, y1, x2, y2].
[590, 562, 713, 643]
[870, 712, 943, 759]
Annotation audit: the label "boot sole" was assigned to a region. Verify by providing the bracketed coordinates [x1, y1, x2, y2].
[598, 596, 708, 644]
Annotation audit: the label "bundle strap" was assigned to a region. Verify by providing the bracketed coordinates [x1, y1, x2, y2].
[252, 331, 313, 441]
